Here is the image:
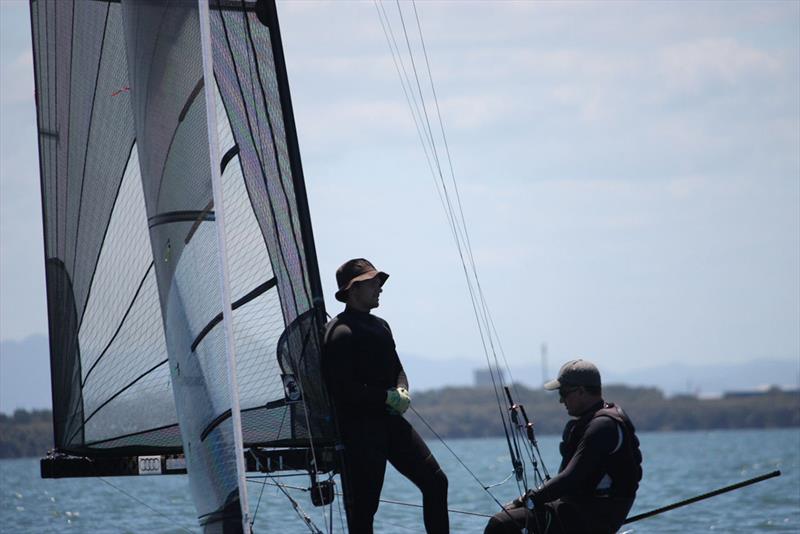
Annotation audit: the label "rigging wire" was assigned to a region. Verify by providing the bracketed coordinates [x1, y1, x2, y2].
[408, 406, 506, 511]
[408, 1, 521, 403]
[378, 0, 532, 497]
[247, 477, 492, 519]
[98, 477, 195, 534]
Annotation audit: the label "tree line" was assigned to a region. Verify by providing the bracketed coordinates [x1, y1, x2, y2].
[1, 385, 797, 458]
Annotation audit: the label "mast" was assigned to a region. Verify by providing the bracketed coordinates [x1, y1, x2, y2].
[198, 1, 250, 531]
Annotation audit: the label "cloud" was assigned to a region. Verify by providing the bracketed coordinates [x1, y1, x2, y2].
[658, 38, 782, 94]
[0, 50, 34, 105]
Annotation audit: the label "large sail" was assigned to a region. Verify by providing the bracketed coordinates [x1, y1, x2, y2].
[32, 0, 337, 531]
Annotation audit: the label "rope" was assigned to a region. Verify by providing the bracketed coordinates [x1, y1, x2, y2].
[247, 477, 491, 519]
[98, 477, 195, 533]
[408, 406, 505, 509]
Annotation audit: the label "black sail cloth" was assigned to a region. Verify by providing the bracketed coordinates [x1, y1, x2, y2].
[323, 308, 449, 533]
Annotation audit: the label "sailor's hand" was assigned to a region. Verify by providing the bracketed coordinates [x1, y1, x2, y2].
[503, 491, 533, 510]
[385, 387, 411, 414]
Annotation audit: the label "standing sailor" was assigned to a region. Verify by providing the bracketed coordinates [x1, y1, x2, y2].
[485, 359, 642, 534]
[323, 258, 449, 533]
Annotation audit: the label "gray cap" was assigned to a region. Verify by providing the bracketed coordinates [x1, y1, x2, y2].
[543, 359, 601, 390]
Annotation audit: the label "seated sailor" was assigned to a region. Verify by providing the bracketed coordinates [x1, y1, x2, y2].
[485, 359, 642, 534]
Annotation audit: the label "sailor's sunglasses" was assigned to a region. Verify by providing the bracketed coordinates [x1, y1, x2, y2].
[558, 386, 581, 400]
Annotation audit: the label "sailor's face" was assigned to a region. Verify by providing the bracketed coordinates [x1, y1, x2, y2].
[559, 386, 584, 417]
[347, 276, 383, 311]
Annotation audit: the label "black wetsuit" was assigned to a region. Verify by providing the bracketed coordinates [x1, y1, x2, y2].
[323, 307, 449, 534]
[485, 401, 642, 534]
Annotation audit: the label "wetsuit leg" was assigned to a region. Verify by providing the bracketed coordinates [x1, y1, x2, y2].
[386, 417, 449, 533]
[343, 426, 389, 534]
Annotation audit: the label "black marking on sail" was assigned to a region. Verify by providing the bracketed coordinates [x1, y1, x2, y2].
[197, 490, 241, 528]
[68, 358, 169, 446]
[147, 210, 215, 228]
[184, 200, 215, 245]
[39, 129, 58, 138]
[179, 77, 205, 122]
[200, 408, 232, 442]
[190, 277, 277, 352]
[220, 144, 239, 174]
[81, 261, 156, 388]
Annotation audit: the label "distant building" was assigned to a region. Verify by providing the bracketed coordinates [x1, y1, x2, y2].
[474, 366, 506, 387]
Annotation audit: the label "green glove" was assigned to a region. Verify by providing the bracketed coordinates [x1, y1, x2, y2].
[385, 387, 411, 415]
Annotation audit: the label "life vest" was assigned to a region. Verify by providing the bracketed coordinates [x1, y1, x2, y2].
[558, 402, 643, 499]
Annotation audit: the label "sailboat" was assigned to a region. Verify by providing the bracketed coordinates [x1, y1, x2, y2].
[31, 1, 786, 532]
[31, 0, 341, 531]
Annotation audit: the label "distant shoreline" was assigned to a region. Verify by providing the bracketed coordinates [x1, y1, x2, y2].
[2, 385, 798, 459]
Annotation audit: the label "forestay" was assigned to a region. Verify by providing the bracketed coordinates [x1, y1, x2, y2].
[31, 0, 334, 531]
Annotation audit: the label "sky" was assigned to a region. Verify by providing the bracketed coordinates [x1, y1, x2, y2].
[1, 1, 799, 393]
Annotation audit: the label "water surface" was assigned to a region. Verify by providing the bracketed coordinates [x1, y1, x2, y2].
[1, 428, 797, 533]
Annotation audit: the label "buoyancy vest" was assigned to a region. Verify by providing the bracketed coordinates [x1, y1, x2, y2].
[558, 402, 643, 499]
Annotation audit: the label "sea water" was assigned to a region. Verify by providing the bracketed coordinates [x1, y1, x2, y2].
[1, 428, 797, 533]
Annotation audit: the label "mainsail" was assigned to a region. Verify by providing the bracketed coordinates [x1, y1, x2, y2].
[31, 0, 336, 531]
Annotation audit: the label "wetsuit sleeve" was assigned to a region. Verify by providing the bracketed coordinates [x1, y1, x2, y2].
[380, 318, 409, 391]
[531, 416, 619, 504]
[396, 360, 409, 391]
[325, 324, 388, 412]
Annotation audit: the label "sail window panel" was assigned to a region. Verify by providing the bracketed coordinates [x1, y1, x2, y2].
[81, 272, 167, 418]
[234, 11, 311, 314]
[190, 320, 233, 416]
[86, 423, 182, 451]
[153, 88, 215, 217]
[31, 1, 59, 258]
[215, 81, 278, 301]
[211, 9, 312, 323]
[185, 418, 240, 524]
[32, 0, 62, 260]
[70, 17, 136, 325]
[230, 291, 285, 409]
[78, 146, 155, 378]
[62, 0, 110, 282]
[52, 0, 71, 264]
[221, 150, 277, 301]
[240, 404, 292, 446]
[121, 1, 211, 215]
[170, 222, 228, 347]
[83, 362, 178, 447]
